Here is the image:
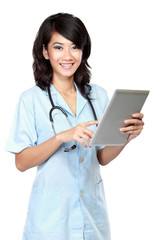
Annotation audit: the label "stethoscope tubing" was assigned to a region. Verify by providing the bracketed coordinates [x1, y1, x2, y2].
[47, 85, 98, 152]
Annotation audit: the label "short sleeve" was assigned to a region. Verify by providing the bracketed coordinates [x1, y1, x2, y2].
[97, 88, 109, 115]
[5, 93, 38, 154]
[93, 85, 109, 151]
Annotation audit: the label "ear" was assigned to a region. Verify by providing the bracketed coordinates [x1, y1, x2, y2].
[42, 45, 49, 60]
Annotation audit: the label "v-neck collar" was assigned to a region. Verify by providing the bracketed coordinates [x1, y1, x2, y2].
[46, 82, 88, 117]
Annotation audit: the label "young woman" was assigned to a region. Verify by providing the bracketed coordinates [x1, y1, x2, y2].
[6, 13, 144, 240]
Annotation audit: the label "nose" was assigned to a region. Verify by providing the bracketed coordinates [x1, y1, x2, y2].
[62, 47, 73, 61]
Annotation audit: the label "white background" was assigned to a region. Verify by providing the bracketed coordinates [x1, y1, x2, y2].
[0, 0, 159, 239]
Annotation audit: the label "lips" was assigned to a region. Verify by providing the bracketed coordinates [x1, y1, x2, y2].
[60, 63, 74, 69]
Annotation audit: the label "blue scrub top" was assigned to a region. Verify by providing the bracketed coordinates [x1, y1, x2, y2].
[6, 83, 111, 240]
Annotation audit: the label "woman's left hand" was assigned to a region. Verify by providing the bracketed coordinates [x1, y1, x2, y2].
[120, 113, 144, 143]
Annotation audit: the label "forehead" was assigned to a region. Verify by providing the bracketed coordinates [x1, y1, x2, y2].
[49, 32, 74, 45]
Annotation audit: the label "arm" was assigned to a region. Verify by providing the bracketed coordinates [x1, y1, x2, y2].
[97, 113, 144, 166]
[97, 145, 126, 166]
[15, 135, 62, 172]
[15, 120, 99, 172]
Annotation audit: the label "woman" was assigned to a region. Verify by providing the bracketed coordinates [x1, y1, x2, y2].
[6, 13, 144, 240]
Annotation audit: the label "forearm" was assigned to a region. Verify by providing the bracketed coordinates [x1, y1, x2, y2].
[97, 144, 127, 166]
[15, 120, 99, 172]
[97, 112, 144, 166]
[15, 135, 62, 172]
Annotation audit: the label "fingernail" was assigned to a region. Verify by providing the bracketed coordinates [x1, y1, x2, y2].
[132, 113, 137, 117]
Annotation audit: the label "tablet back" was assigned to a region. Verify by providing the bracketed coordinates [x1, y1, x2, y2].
[90, 89, 149, 146]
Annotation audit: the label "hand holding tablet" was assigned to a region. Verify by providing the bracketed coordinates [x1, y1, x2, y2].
[90, 89, 149, 146]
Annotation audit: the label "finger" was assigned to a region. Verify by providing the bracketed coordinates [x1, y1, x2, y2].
[124, 119, 144, 126]
[84, 138, 91, 148]
[132, 112, 144, 120]
[77, 125, 94, 138]
[77, 136, 91, 148]
[79, 132, 91, 142]
[75, 136, 88, 148]
[81, 133, 93, 147]
[122, 129, 142, 135]
[73, 129, 92, 147]
[77, 128, 93, 147]
[82, 128, 94, 138]
[81, 120, 100, 127]
[120, 125, 143, 133]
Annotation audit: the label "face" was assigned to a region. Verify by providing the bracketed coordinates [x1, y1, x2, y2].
[43, 32, 83, 81]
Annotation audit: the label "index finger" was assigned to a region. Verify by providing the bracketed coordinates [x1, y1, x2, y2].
[82, 120, 100, 127]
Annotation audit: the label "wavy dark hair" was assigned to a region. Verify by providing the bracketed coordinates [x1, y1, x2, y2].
[33, 13, 92, 99]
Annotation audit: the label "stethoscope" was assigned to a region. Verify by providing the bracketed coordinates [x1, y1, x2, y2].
[48, 85, 98, 152]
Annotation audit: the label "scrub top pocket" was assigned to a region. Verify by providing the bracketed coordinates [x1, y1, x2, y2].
[25, 187, 62, 233]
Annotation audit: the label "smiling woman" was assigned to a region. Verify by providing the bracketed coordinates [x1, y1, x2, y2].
[33, 13, 92, 99]
[5, 12, 145, 240]
[42, 32, 83, 82]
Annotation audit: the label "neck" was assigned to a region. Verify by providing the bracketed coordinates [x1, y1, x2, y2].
[52, 76, 76, 94]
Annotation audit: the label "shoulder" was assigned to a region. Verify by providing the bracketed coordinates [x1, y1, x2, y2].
[89, 83, 108, 100]
[88, 84, 109, 119]
[20, 86, 44, 100]
[18, 86, 45, 112]
[19, 86, 46, 105]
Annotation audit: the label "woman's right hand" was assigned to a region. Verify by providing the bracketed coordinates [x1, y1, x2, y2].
[15, 120, 99, 172]
[56, 120, 99, 148]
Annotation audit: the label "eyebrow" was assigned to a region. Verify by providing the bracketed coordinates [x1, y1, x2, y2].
[53, 42, 64, 45]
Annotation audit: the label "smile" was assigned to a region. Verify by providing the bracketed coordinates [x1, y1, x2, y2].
[60, 63, 74, 69]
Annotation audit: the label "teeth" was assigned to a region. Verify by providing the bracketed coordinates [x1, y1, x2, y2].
[61, 64, 73, 66]
[60, 63, 73, 69]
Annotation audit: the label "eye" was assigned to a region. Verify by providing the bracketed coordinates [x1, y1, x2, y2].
[53, 44, 63, 50]
[71, 44, 78, 50]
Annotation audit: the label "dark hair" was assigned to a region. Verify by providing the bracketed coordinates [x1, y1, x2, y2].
[33, 13, 92, 99]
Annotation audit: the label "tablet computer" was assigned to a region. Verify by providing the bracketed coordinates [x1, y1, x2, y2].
[90, 89, 149, 146]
